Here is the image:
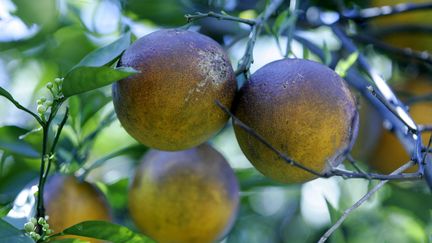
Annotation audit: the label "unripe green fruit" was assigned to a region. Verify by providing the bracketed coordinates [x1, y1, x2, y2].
[128, 144, 239, 243]
[233, 59, 358, 183]
[112, 29, 236, 151]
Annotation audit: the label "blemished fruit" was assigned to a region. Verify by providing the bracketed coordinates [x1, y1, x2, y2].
[112, 29, 236, 151]
[368, 78, 432, 173]
[233, 59, 358, 183]
[128, 144, 239, 243]
[44, 174, 111, 242]
[370, 0, 432, 52]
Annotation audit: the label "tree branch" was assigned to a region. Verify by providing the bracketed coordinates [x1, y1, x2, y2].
[342, 2, 432, 21]
[236, 0, 284, 77]
[215, 100, 423, 181]
[318, 160, 416, 243]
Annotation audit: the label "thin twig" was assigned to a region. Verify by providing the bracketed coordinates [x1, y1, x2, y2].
[0, 87, 44, 125]
[215, 100, 422, 181]
[342, 2, 432, 21]
[216, 100, 421, 181]
[346, 154, 371, 180]
[422, 134, 432, 164]
[366, 85, 417, 134]
[419, 125, 432, 132]
[236, 0, 284, 77]
[373, 25, 432, 35]
[50, 108, 69, 155]
[35, 99, 65, 229]
[318, 160, 416, 243]
[41, 108, 69, 182]
[330, 23, 418, 133]
[405, 94, 432, 105]
[352, 33, 432, 66]
[330, 168, 421, 181]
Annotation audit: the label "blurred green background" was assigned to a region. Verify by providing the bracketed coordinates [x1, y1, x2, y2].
[1, 0, 432, 242]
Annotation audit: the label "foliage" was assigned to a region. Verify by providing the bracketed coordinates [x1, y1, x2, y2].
[1, 0, 432, 242]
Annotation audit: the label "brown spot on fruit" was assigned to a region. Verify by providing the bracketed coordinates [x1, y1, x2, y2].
[128, 143, 239, 243]
[112, 29, 236, 150]
[233, 59, 358, 183]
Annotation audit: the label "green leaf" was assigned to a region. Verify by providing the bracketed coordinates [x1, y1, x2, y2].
[103, 178, 129, 210]
[79, 91, 111, 127]
[74, 32, 131, 68]
[0, 218, 33, 243]
[0, 203, 12, 217]
[68, 90, 111, 130]
[324, 198, 346, 243]
[273, 10, 289, 34]
[335, 52, 359, 78]
[81, 144, 147, 179]
[383, 185, 432, 224]
[302, 46, 310, 59]
[0, 126, 39, 158]
[124, 0, 186, 26]
[62, 66, 139, 97]
[56, 221, 154, 243]
[0, 87, 41, 123]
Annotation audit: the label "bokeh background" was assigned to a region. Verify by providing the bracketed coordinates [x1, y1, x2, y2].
[1, 0, 432, 242]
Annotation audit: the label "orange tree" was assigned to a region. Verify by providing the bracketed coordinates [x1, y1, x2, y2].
[1, 0, 432, 242]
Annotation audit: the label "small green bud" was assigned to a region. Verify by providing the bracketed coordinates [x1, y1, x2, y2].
[45, 100, 53, 106]
[40, 97, 46, 102]
[54, 78, 63, 84]
[24, 222, 34, 232]
[29, 231, 40, 240]
[38, 217, 46, 225]
[46, 82, 53, 89]
[37, 105, 46, 114]
[46, 229, 53, 235]
[30, 217, 37, 225]
[37, 99, 43, 105]
[42, 223, 50, 230]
